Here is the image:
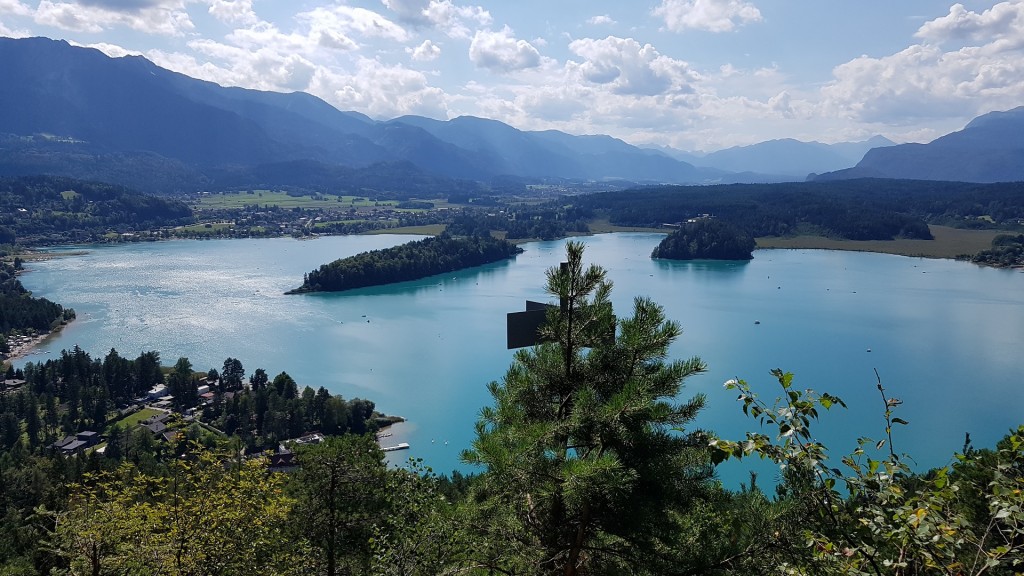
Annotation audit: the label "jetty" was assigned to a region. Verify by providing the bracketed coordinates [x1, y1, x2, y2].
[382, 442, 410, 452]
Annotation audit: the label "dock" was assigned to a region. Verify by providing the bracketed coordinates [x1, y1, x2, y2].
[382, 442, 410, 452]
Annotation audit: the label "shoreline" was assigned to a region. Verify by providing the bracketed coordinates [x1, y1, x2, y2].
[3, 321, 71, 364]
[754, 225, 1007, 261]
[12, 223, 1013, 263]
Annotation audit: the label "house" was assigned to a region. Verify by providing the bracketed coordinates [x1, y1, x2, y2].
[141, 412, 171, 426]
[76, 431, 99, 446]
[294, 432, 325, 445]
[50, 430, 101, 455]
[143, 384, 167, 401]
[144, 421, 167, 435]
[267, 451, 298, 473]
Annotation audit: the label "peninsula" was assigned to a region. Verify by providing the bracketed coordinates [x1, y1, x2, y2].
[288, 233, 524, 294]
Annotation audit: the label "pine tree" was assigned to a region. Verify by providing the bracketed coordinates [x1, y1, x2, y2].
[463, 240, 713, 575]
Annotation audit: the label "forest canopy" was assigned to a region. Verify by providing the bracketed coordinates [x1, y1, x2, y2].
[289, 233, 523, 293]
[651, 218, 755, 260]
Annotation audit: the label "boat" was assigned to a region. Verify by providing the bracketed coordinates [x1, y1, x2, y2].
[382, 442, 410, 452]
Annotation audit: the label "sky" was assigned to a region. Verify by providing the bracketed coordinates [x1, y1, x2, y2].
[2, 0, 1023, 152]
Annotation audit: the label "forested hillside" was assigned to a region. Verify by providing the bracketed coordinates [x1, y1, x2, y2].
[0, 175, 193, 243]
[575, 179, 1024, 240]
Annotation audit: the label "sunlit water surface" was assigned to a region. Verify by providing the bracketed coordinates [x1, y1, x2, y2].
[19, 234, 1024, 485]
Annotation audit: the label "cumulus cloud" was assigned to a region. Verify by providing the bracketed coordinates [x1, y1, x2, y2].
[469, 26, 541, 73]
[0, 0, 32, 16]
[79, 40, 142, 57]
[382, 0, 490, 39]
[34, 0, 194, 35]
[298, 6, 408, 43]
[308, 57, 448, 117]
[0, 19, 29, 37]
[408, 38, 440, 61]
[653, 0, 762, 33]
[207, 0, 258, 26]
[173, 35, 318, 90]
[76, 0, 164, 9]
[822, 3, 1024, 124]
[568, 35, 699, 96]
[586, 14, 615, 26]
[381, 0, 429, 24]
[915, 1, 1024, 44]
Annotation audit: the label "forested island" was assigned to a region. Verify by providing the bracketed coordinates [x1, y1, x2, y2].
[651, 218, 755, 260]
[288, 233, 524, 293]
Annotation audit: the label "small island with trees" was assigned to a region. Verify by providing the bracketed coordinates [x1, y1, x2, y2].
[288, 233, 524, 294]
[651, 218, 756, 261]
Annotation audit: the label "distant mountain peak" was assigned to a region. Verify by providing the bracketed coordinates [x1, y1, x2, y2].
[813, 106, 1024, 183]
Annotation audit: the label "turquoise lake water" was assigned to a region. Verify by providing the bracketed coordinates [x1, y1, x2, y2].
[17, 233, 1024, 485]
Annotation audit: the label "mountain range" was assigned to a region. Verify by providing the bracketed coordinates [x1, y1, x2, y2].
[813, 106, 1024, 183]
[0, 36, 1020, 194]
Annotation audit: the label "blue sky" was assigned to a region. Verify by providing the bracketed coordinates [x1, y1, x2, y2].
[2, 0, 1022, 151]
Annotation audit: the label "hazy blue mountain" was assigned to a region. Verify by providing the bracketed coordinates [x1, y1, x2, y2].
[0, 37, 283, 166]
[21, 35, 1010, 193]
[391, 115, 725, 183]
[827, 135, 895, 164]
[1, 36, 729, 188]
[816, 108, 1024, 183]
[391, 115, 585, 178]
[693, 136, 895, 179]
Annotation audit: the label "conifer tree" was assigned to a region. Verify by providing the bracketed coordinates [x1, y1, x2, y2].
[463, 241, 713, 575]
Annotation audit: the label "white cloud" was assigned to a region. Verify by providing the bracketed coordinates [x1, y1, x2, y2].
[653, 0, 762, 33]
[298, 6, 408, 43]
[381, 0, 429, 24]
[170, 33, 318, 91]
[469, 26, 541, 73]
[586, 14, 615, 26]
[78, 40, 142, 57]
[568, 36, 699, 96]
[424, 0, 490, 38]
[408, 38, 440, 61]
[317, 29, 358, 52]
[0, 19, 29, 37]
[822, 3, 1024, 124]
[915, 1, 1024, 44]
[382, 0, 490, 39]
[34, 0, 194, 35]
[0, 0, 32, 16]
[207, 0, 258, 26]
[308, 57, 448, 117]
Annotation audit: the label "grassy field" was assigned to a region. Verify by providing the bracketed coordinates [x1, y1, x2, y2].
[586, 218, 668, 234]
[103, 407, 164, 434]
[755, 225, 1001, 259]
[194, 191, 399, 209]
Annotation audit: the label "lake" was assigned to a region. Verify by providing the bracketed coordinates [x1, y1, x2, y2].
[17, 233, 1024, 485]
